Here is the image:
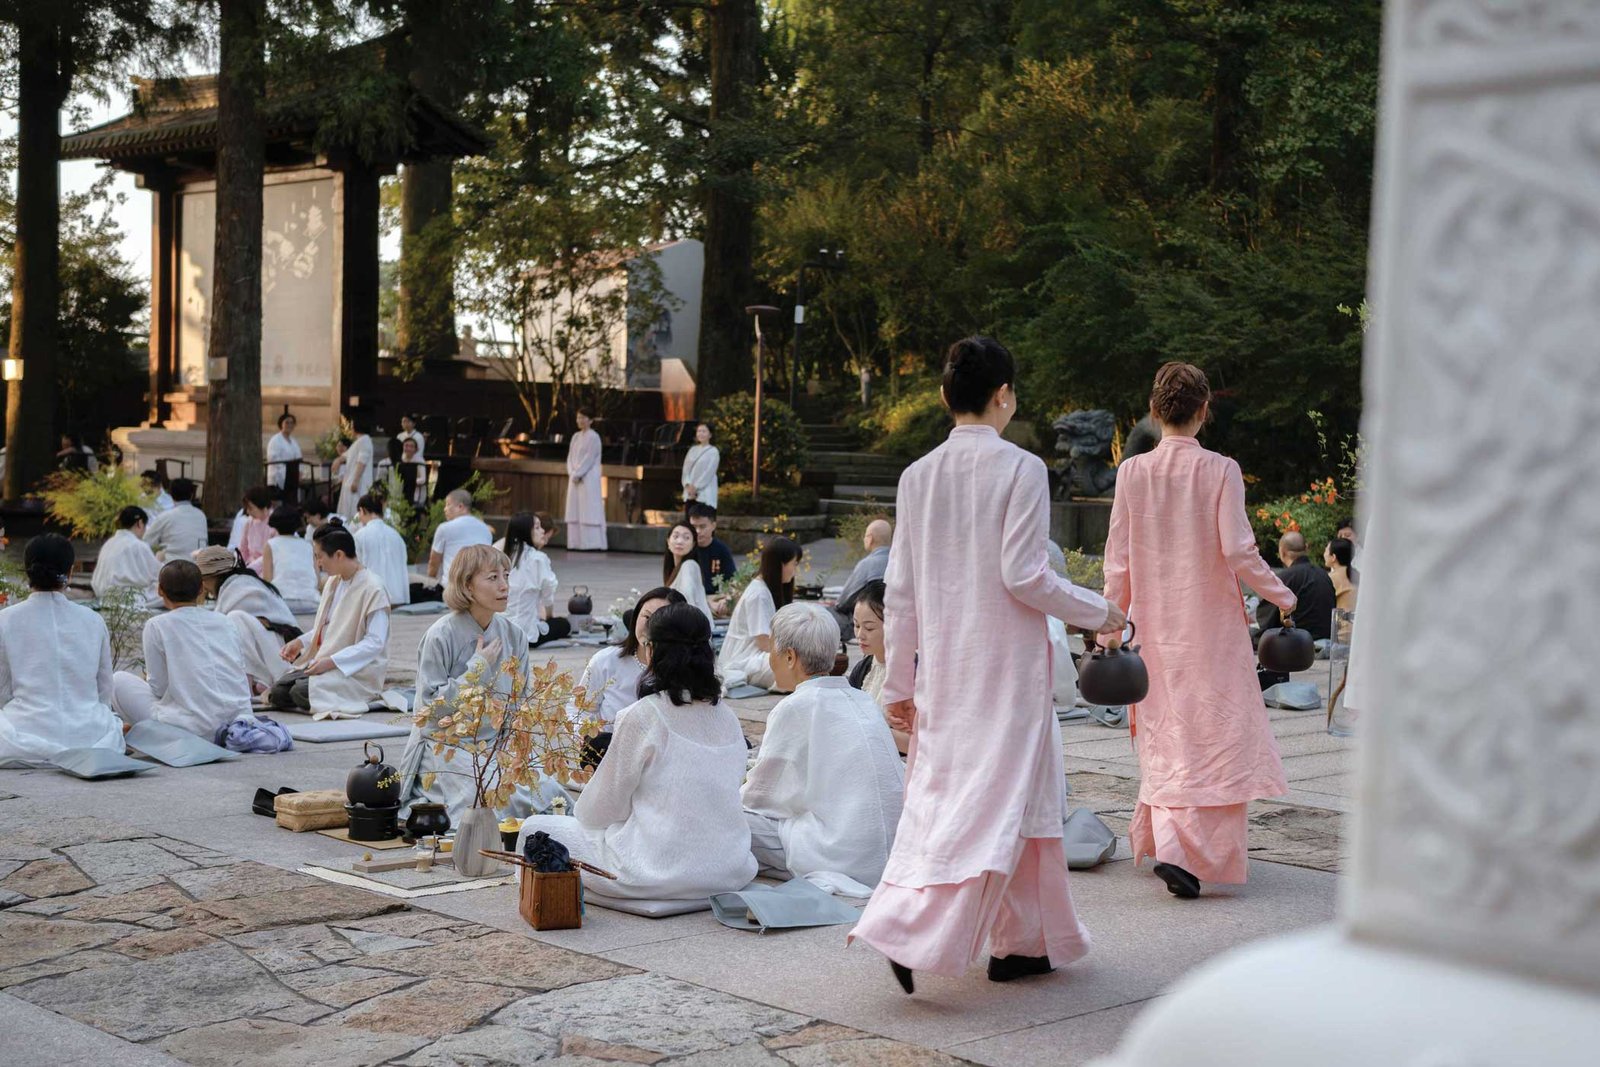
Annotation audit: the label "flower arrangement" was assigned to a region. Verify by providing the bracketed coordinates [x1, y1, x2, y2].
[413, 653, 601, 808]
[1251, 477, 1345, 555]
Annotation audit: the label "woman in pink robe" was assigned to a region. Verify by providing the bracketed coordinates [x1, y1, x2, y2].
[564, 409, 608, 551]
[1102, 362, 1297, 898]
[852, 337, 1125, 992]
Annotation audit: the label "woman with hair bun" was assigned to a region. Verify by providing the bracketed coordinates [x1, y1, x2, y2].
[852, 336, 1125, 993]
[0, 534, 127, 766]
[1100, 361, 1297, 900]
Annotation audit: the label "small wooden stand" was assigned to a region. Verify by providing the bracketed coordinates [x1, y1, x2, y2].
[477, 850, 616, 931]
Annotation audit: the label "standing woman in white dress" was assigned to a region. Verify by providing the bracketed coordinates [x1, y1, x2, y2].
[717, 537, 802, 691]
[266, 412, 302, 494]
[336, 418, 375, 521]
[662, 522, 713, 622]
[681, 422, 719, 509]
[564, 409, 607, 550]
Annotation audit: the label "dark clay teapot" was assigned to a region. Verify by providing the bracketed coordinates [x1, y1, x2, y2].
[346, 742, 401, 808]
[568, 585, 593, 617]
[1258, 618, 1315, 674]
[1077, 620, 1149, 707]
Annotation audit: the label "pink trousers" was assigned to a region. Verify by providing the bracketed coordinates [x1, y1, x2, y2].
[1129, 801, 1250, 884]
[850, 837, 1092, 977]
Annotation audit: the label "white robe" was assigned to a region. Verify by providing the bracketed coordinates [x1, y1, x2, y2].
[337, 434, 375, 520]
[564, 428, 607, 550]
[265, 536, 320, 614]
[718, 578, 778, 689]
[92, 529, 160, 604]
[214, 572, 299, 690]
[669, 558, 714, 623]
[297, 567, 391, 718]
[396, 611, 569, 824]
[226, 510, 248, 551]
[355, 518, 412, 607]
[0, 592, 125, 767]
[1048, 616, 1079, 708]
[519, 692, 757, 899]
[266, 431, 302, 489]
[144, 502, 209, 561]
[111, 606, 252, 737]
[498, 540, 558, 638]
[741, 676, 904, 887]
[574, 645, 645, 729]
[681, 444, 720, 509]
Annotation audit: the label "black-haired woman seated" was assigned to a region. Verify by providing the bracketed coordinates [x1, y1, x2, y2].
[520, 603, 757, 900]
[0, 534, 126, 766]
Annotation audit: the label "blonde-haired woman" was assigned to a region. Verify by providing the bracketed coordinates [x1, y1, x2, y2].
[395, 544, 569, 826]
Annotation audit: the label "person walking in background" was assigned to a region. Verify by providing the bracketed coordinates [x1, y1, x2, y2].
[681, 422, 720, 509]
[851, 336, 1124, 993]
[1102, 361, 1297, 900]
[564, 408, 608, 550]
[267, 411, 302, 494]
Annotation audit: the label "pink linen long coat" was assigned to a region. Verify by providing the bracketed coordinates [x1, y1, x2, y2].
[881, 425, 1110, 887]
[1103, 435, 1293, 808]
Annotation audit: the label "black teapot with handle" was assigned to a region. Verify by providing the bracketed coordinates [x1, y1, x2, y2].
[568, 585, 593, 618]
[346, 742, 401, 808]
[1077, 620, 1149, 707]
[1258, 617, 1315, 674]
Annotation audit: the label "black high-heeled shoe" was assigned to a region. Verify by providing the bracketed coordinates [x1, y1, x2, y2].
[889, 960, 914, 994]
[988, 954, 1053, 982]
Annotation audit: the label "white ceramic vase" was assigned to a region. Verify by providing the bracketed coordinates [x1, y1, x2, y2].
[454, 806, 500, 877]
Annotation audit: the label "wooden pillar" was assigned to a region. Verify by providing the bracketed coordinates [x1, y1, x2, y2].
[138, 171, 178, 426]
[336, 159, 384, 416]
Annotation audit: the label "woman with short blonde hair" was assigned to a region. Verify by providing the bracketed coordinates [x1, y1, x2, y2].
[395, 542, 569, 825]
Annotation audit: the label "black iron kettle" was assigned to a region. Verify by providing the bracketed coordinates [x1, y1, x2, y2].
[1077, 620, 1149, 706]
[1258, 617, 1315, 674]
[346, 742, 401, 808]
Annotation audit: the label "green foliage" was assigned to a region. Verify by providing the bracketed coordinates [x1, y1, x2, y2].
[702, 395, 811, 485]
[861, 377, 949, 460]
[1063, 548, 1105, 593]
[1250, 476, 1347, 558]
[714, 482, 820, 517]
[39, 467, 151, 539]
[0, 556, 28, 607]
[314, 415, 354, 462]
[96, 587, 152, 673]
[833, 506, 892, 565]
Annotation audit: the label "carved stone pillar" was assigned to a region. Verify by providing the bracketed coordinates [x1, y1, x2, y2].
[1094, 3, 1600, 1062]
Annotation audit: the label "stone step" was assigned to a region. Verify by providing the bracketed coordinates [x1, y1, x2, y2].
[822, 497, 898, 518]
[831, 483, 899, 501]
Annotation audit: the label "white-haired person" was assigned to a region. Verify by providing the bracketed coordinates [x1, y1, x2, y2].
[396, 543, 569, 826]
[742, 602, 905, 892]
[519, 603, 755, 900]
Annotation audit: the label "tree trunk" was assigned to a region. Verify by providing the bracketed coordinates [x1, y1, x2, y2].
[3, 15, 66, 502]
[397, 159, 458, 367]
[695, 0, 762, 405]
[203, 0, 266, 520]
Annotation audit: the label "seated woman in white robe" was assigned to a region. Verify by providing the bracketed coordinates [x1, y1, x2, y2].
[717, 537, 802, 691]
[0, 535, 126, 767]
[742, 603, 904, 891]
[111, 560, 252, 738]
[396, 544, 569, 826]
[92, 505, 161, 606]
[520, 603, 757, 900]
[195, 547, 301, 692]
[572, 586, 685, 767]
[662, 522, 713, 622]
[268, 524, 391, 718]
[496, 512, 571, 647]
[261, 506, 321, 614]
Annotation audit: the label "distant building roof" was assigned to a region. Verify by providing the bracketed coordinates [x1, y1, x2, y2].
[63, 43, 488, 170]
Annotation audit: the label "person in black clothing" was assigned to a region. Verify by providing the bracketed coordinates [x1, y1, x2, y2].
[1255, 531, 1337, 688]
[686, 501, 737, 601]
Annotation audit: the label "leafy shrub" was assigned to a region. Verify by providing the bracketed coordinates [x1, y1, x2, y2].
[703, 394, 810, 484]
[315, 415, 355, 462]
[861, 377, 949, 460]
[715, 481, 820, 516]
[97, 587, 153, 672]
[380, 469, 505, 563]
[1251, 477, 1347, 557]
[40, 467, 152, 539]
[1063, 548, 1105, 592]
[833, 505, 891, 565]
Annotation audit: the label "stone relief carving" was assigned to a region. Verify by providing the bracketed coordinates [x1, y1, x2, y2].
[1408, 0, 1600, 49]
[1355, 81, 1600, 986]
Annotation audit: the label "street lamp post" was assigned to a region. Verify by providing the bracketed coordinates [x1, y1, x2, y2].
[745, 305, 781, 507]
[790, 247, 845, 410]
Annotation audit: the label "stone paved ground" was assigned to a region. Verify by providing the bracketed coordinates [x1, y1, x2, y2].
[0, 542, 1352, 1065]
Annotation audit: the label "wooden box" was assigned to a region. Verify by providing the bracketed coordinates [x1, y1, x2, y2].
[519, 868, 583, 931]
